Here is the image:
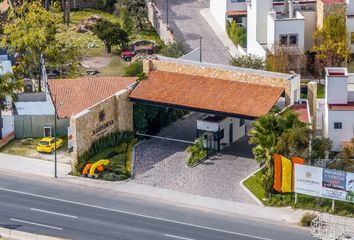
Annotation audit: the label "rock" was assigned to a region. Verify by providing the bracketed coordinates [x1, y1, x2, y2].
[76, 24, 88, 33]
[81, 15, 104, 31]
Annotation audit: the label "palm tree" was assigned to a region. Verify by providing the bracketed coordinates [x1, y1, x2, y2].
[0, 73, 23, 139]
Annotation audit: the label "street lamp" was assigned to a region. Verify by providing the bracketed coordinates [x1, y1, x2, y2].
[166, 0, 169, 26]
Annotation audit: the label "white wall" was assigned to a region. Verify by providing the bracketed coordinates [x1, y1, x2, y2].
[326, 110, 354, 151]
[347, 0, 354, 16]
[291, 74, 301, 104]
[255, 0, 273, 45]
[210, 0, 227, 31]
[219, 117, 246, 147]
[268, 12, 305, 53]
[247, 1, 267, 58]
[325, 74, 348, 104]
[347, 17, 354, 53]
[2, 115, 14, 137]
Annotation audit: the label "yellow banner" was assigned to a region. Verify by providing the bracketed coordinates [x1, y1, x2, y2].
[281, 156, 293, 193]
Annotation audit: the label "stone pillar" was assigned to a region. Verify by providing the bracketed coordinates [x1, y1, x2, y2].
[143, 60, 153, 75]
[308, 81, 318, 130]
[115, 89, 134, 132]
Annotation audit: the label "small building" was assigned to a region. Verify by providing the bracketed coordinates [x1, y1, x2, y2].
[323, 67, 354, 151]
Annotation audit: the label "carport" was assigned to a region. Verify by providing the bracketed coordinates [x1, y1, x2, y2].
[130, 70, 284, 152]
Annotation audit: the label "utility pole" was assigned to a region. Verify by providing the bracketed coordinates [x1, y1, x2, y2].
[166, 0, 169, 26]
[199, 37, 202, 62]
[53, 93, 58, 178]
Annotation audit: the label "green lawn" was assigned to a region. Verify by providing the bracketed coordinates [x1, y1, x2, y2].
[243, 169, 354, 217]
[317, 84, 325, 99]
[243, 170, 266, 201]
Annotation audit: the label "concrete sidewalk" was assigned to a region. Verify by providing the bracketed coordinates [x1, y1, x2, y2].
[0, 153, 352, 227]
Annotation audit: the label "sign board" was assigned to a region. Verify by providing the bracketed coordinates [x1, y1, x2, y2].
[294, 164, 354, 203]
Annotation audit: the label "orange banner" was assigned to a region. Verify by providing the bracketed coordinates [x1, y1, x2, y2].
[273, 154, 282, 192]
[292, 157, 305, 165]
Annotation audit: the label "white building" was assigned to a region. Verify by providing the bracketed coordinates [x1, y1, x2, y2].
[210, 0, 354, 58]
[323, 67, 354, 151]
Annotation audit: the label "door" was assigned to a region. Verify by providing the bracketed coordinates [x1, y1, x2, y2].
[43, 126, 52, 137]
[229, 123, 233, 144]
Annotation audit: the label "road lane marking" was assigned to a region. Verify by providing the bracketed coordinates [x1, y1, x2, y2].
[10, 218, 63, 230]
[30, 208, 78, 219]
[165, 234, 196, 240]
[0, 187, 272, 240]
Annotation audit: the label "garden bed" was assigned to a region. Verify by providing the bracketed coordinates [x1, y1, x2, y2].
[243, 169, 354, 217]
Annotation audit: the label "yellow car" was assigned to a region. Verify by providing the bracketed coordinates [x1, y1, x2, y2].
[36, 137, 63, 154]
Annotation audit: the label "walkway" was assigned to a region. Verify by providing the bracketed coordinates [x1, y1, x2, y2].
[154, 0, 231, 65]
[133, 113, 259, 204]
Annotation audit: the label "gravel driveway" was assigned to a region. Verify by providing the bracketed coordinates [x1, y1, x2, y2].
[154, 0, 230, 65]
[133, 113, 260, 204]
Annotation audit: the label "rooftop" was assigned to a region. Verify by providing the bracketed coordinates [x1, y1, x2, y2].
[288, 103, 310, 123]
[48, 77, 136, 118]
[130, 70, 284, 119]
[328, 102, 354, 111]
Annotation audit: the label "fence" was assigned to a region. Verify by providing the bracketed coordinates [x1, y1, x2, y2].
[14, 115, 69, 139]
[146, 1, 174, 45]
[311, 214, 354, 240]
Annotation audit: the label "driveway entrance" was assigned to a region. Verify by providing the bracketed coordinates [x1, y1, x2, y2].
[132, 113, 259, 204]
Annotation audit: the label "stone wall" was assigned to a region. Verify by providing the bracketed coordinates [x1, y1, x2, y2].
[70, 89, 133, 168]
[70, 0, 100, 9]
[143, 59, 295, 105]
[308, 81, 318, 130]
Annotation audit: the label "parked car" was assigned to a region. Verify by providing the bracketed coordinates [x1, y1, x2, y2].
[36, 137, 63, 154]
[120, 50, 136, 61]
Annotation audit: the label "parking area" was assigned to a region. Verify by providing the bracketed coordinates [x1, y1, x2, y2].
[133, 113, 260, 204]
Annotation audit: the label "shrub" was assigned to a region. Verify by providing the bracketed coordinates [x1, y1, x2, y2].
[160, 42, 184, 58]
[124, 61, 143, 77]
[102, 172, 128, 181]
[226, 20, 246, 46]
[89, 148, 117, 163]
[115, 143, 128, 154]
[300, 212, 317, 227]
[186, 138, 207, 167]
[230, 55, 266, 70]
[76, 131, 134, 173]
[126, 138, 138, 175]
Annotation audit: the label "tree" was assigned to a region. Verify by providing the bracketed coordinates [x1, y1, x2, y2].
[312, 13, 350, 68]
[119, 6, 134, 35]
[227, 20, 246, 46]
[230, 54, 266, 70]
[249, 110, 307, 196]
[93, 19, 129, 53]
[116, 0, 146, 30]
[2, 1, 78, 91]
[0, 73, 23, 139]
[311, 137, 332, 164]
[160, 42, 184, 58]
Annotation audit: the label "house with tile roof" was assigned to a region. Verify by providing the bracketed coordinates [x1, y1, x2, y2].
[210, 0, 354, 58]
[323, 67, 354, 151]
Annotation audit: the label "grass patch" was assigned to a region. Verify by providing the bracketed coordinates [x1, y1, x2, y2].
[317, 84, 325, 99]
[243, 170, 266, 201]
[99, 57, 128, 77]
[0, 138, 41, 156]
[70, 9, 120, 24]
[243, 169, 354, 217]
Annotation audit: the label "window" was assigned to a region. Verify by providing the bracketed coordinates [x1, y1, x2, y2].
[218, 129, 225, 140]
[334, 122, 342, 129]
[289, 34, 298, 45]
[279, 34, 298, 46]
[239, 118, 245, 127]
[280, 35, 288, 45]
[351, 32, 354, 44]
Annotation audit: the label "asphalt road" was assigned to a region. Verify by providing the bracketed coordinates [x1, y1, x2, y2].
[0, 172, 314, 240]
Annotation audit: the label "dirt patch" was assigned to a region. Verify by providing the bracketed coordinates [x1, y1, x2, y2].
[81, 55, 114, 69]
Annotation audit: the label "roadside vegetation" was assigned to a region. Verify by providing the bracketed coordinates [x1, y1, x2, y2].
[75, 131, 136, 181]
[185, 137, 208, 167]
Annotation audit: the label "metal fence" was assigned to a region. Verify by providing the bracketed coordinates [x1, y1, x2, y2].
[14, 115, 69, 139]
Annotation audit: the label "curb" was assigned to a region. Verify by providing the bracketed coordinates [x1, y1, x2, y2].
[0, 227, 65, 240]
[239, 167, 265, 206]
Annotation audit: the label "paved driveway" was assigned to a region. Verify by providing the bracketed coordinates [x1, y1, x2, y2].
[154, 0, 231, 65]
[133, 113, 260, 204]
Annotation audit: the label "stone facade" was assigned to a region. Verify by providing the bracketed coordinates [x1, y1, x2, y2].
[308, 81, 318, 130]
[70, 89, 133, 169]
[316, 0, 346, 28]
[143, 59, 299, 105]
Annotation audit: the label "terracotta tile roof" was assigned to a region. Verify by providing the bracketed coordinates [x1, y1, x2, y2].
[288, 104, 310, 123]
[49, 77, 136, 118]
[130, 71, 284, 118]
[328, 102, 354, 111]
